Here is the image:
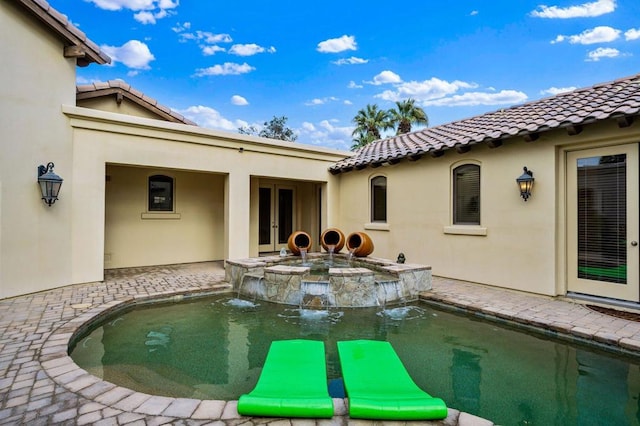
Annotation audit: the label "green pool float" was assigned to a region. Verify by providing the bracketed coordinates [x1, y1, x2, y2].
[338, 339, 448, 420]
[237, 339, 334, 418]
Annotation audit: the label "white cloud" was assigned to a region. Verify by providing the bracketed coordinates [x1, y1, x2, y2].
[195, 31, 232, 44]
[332, 56, 368, 65]
[86, 0, 155, 11]
[133, 8, 174, 24]
[375, 77, 477, 102]
[317, 35, 357, 53]
[172, 21, 190, 33]
[301, 122, 316, 132]
[179, 105, 246, 132]
[88, 0, 178, 23]
[231, 95, 248, 106]
[625, 28, 640, 41]
[306, 99, 325, 106]
[347, 80, 363, 89]
[531, 0, 615, 18]
[228, 44, 276, 56]
[540, 86, 577, 96]
[368, 75, 524, 107]
[552, 26, 620, 44]
[344, 100, 353, 105]
[368, 70, 402, 85]
[101, 40, 155, 69]
[298, 119, 353, 150]
[194, 62, 255, 76]
[201, 45, 226, 55]
[176, 29, 234, 56]
[133, 11, 155, 24]
[178, 30, 232, 44]
[422, 90, 528, 107]
[470, 10, 479, 16]
[158, 0, 178, 8]
[586, 47, 621, 61]
[304, 96, 339, 106]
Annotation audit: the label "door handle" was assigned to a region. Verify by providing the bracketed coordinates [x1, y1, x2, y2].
[632, 241, 638, 247]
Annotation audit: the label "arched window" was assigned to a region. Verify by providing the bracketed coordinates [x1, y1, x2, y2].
[453, 164, 480, 224]
[371, 176, 387, 222]
[148, 175, 174, 211]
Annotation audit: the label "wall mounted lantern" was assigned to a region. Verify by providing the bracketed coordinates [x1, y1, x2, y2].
[37, 162, 63, 206]
[516, 167, 534, 202]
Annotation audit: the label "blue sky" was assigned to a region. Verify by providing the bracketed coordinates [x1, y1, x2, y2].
[51, 0, 640, 150]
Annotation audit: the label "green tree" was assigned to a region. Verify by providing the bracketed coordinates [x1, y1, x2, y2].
[388, 98, 428, 135]
[238, 116, 297, 142]
[350, 131, 376, 150]
[351, 104, 392, 147]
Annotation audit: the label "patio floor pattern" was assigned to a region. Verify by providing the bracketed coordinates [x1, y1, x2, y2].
[1, 261, 639, 425]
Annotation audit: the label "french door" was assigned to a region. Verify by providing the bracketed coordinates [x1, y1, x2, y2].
[258, 185, 295, 252]
[567, 144, 639, 301]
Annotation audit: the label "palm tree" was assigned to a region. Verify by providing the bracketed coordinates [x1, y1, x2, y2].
[388, 99, 428, 135]
[350, 131, 376, 151]
[351, 104, 392, 142]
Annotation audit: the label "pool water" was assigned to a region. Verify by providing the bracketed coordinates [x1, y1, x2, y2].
[70, 295, 640, 425]
[303, 258, 397, 282]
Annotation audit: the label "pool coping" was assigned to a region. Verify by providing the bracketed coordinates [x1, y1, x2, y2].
[38, 286, 258, 420]
[37, 276, 640, 423]
[422, 278, 640, 360]
[35, 282, 486, 424]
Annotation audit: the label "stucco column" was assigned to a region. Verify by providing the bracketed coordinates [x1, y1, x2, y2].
[324, 174, 341, 229]
[224, 171, 251, 260]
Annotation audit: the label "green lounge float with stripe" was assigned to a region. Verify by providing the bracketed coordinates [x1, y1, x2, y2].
[237, 339, 334, 418]
[337, 339, 448, 420]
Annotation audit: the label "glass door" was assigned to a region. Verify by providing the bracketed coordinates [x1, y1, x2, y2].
[258, 185, 295, 252]
[567, 144, 639, 301]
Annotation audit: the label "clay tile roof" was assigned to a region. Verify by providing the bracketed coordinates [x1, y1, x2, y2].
[12, 0, 111, 66]
[330, 73, 640, 174]
[76, 80, 198, 126]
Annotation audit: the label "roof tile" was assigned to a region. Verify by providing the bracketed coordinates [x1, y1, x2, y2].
[330, 73, 640, 174]
[76, 80, 197, 126]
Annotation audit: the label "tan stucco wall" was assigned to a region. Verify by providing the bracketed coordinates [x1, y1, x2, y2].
[0, 0, 349, 299]
[64, 106, 349, 285]
[104, 165, 225, 268]
[0, 2, 78, 299]
[335, 120, 640, 296]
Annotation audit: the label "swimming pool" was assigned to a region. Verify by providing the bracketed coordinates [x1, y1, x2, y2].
[70, 295, 640, 425]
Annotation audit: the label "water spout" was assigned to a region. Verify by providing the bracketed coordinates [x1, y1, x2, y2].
[378, 280, 402, 308]
[347, 248, 356, 264]
[300, 248, 308, 266]
[239, 274, 265, 300]
[300, 281, 330, 310]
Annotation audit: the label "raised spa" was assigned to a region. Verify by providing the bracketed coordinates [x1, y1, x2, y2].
[225, 252, 431, 308]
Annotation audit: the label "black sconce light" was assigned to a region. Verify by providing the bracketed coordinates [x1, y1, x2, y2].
[37, 162, 63, 206]
[516, 167, 534, 202]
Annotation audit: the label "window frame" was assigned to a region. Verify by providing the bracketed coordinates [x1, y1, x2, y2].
[148, 174, 175, 212]
[452, 163, 481, 226]
[370, 175, 387, 223]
